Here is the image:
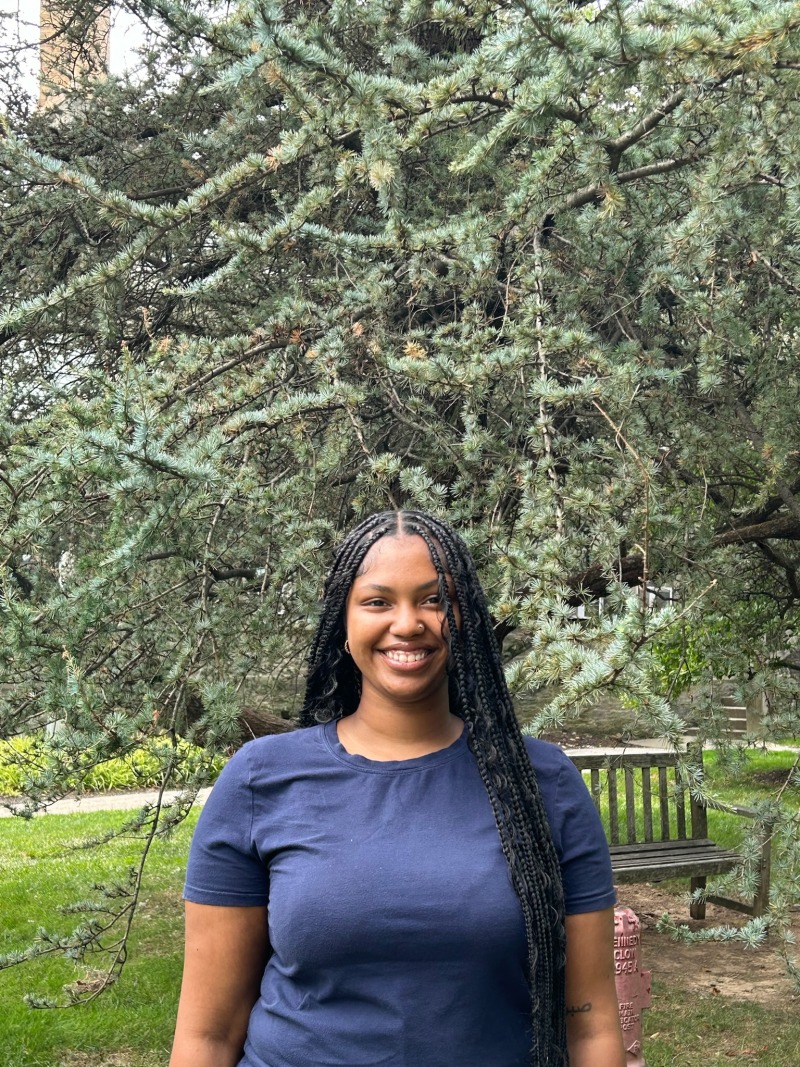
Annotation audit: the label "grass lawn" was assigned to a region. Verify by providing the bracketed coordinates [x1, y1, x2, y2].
[644, 984, 800, 1066]
[693, 745, 798, 859]
[0, 809, 197, 1067]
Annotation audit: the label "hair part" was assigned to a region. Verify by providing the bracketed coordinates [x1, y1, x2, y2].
[301, 510, 567, 1065]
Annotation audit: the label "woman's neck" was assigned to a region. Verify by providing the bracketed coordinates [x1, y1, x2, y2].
[336, 703, 463, 761]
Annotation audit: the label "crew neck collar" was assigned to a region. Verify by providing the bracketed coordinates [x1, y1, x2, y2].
[322, 718, 468, 774]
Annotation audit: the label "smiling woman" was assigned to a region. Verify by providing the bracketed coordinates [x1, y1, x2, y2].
[170, 511, 626, 1067]
[339, 532, 462, 759]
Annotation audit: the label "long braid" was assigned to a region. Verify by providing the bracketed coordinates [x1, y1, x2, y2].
[300, 511, 567, 1065]
[406, 514, 567, 1064]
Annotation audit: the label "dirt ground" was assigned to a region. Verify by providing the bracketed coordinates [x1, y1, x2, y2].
[617, 882, 799, 1005]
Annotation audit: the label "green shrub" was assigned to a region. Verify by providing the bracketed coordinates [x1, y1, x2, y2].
[0, 735, 225, 796]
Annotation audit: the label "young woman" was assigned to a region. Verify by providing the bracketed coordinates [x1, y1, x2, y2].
[170, 511, 625, 1067]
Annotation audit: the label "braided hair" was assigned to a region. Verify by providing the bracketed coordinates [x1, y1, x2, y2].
[300, 510, 567, 1066]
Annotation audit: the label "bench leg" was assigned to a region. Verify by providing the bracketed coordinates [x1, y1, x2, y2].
[690, 876, 706, 919]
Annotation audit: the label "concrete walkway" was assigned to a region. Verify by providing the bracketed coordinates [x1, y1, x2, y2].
[0, 787, 212, 818]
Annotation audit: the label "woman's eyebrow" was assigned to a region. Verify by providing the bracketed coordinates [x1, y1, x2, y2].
[359, 579, 441, 594]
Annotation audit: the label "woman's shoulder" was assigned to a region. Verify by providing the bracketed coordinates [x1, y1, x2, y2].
[238, 723, 325, 761]
[521, 734, 588, 806]
[522, 734, 573, 776]
[217, 724, 326, 782]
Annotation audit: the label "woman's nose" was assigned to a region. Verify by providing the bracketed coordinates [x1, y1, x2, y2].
[390, 604, 423, 636]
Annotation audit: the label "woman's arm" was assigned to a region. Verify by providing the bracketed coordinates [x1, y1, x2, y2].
[564, 907, 626, 1067]
[170, 902, 270, 1067]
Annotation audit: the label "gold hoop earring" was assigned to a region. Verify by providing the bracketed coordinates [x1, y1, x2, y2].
[344, 639, 351, 655]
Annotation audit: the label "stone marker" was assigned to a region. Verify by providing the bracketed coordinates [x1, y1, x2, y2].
[614, 906, 651, 1066]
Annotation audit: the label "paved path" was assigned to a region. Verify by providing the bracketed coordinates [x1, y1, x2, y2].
[2, 737, 795, 817]
[0, 787, 212, 818]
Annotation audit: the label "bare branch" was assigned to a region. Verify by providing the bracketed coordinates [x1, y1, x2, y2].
[727, 473, 800, 528]
[604, 88, 687, 169]
[748, 248, 800, 298]
[559, 154, 705, 213]
[713, 514, 800, 546]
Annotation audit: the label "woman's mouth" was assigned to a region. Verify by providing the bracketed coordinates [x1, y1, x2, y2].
[379, 649, 431, 664]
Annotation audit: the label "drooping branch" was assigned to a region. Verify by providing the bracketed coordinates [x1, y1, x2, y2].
[754, 542, 800, 601]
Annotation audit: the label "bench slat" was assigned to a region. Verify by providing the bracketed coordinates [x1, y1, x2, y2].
[675, 766, 687, 838]
[625, 766, 636, 843]
[658, 765, 670, 840]
[614, 861, 738, 881]
[590, 768, 601, 814]
[641, 767, 653, 843]
[570, 752, 686, 771]
[610, 843, 739, 863]
[612, 852, 738, 867]
[610, 838, 723, 854]
[608, 768, 619, 845]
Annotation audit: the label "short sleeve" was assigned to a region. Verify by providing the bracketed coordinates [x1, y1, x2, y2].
[551, 756, 617, 915]
[183, 742, 269, 907]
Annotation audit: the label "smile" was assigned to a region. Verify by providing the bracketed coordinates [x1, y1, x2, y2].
[379, 650, 432, 664]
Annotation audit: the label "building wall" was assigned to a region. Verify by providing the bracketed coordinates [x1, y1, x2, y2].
[39, 2, 110, 109]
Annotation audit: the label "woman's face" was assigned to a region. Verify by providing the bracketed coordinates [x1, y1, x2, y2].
[344, 533, 459, 715]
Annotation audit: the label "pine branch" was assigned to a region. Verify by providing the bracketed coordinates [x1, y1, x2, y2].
[734, 403, 800, 525]
[160, 336, 294, 410]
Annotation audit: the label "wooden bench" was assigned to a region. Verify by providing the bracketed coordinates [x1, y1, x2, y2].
[568, 750, 772, 919]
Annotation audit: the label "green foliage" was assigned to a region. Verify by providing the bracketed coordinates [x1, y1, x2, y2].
[651, 626, 713, 699]
[0, 736, 224, 797]
[2, 0, 800, 991]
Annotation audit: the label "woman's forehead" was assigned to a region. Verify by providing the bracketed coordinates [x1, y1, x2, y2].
[353, 532, 457, 584]
[357, 533, 438, 573]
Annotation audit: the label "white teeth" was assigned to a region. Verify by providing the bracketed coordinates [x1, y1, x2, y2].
[382, 650, 429, 663]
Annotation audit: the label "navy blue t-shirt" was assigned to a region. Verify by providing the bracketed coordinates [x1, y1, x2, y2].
[184, 722, 615, 1067]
